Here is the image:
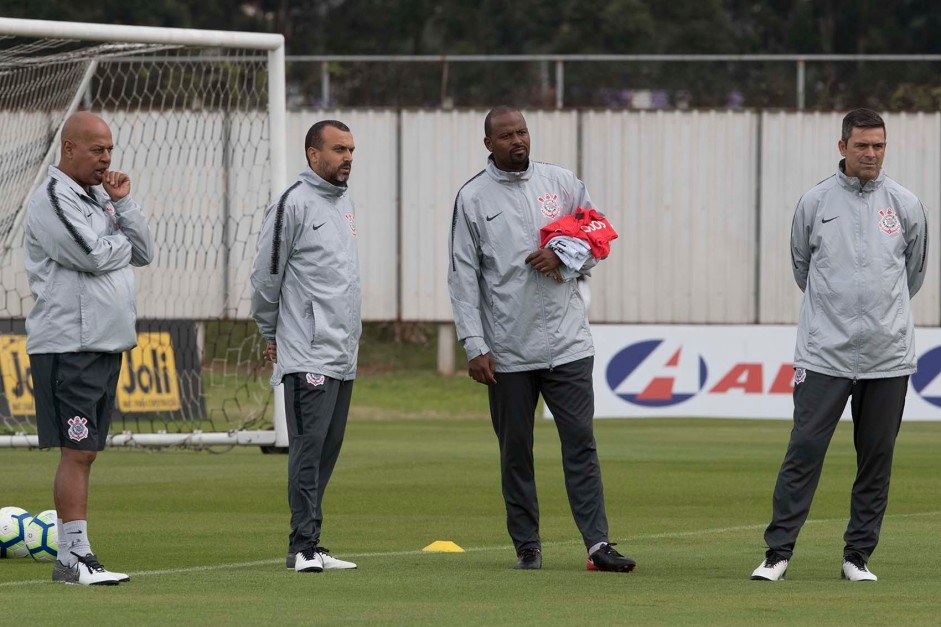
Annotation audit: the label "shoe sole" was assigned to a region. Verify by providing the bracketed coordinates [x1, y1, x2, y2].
[53, 575, 121, 586]
[587, 559, 636, 573]
[594, 564, 635, 573]
[296, 566, 324, 573]
[53, 564, 122, 586]
[750, 569, 786, 581]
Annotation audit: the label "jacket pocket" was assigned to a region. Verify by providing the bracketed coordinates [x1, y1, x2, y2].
[807, 294, 823, 341]
[308, 303, 317, 348]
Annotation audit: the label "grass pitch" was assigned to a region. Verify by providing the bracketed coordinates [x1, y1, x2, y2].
[2, 410, 940, 625]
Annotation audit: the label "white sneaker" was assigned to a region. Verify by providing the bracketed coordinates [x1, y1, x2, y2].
[315, 547, 357, 570]
[842, 556, 877, 581]
[294, 548, 324, 573]
[52, 553, 122, 585]
[750, 553, 789, 581]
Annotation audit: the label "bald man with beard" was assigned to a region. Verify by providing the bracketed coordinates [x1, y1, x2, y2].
[24, 111, 153, 585]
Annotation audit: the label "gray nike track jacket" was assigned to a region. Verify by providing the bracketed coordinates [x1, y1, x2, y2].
[791, 162, 928, 379]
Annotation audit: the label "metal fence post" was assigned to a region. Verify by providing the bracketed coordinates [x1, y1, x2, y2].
[321, 60, 331, 107]
[796, 59, 805, 110]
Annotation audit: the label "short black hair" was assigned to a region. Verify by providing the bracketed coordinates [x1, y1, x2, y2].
[841, 108, 885, 143]
[484, 106, 521, 137]
[305, 120, 351, 156]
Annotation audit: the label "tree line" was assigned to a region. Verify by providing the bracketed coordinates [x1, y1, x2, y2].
[6, 1, 941, 109]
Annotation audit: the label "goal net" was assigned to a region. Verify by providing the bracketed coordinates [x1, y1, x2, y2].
[0, 19, 287, 449]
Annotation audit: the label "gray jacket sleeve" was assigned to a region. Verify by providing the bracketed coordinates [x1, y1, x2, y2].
[32, 188, 132, 275]
[790, 195, 812, 292]
[113, 195, 154, 267]
[904, 200, 929, 298]
[251, 200, 295, 342]
[448, 191, 489, 361]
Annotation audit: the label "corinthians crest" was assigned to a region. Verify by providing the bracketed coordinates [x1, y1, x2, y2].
[344, 212, 358, 237]
[538, 193, 561, 218]
[878, 208, 901, 235]
[67, 416, 89, 442]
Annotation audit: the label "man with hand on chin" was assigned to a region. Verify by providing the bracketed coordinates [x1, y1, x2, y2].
[25, 111, 154, 585]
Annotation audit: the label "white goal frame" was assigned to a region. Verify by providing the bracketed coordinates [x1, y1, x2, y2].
[0, 18, 289, 449]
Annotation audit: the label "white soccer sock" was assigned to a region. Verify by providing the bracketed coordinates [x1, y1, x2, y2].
[588, 542, 606, 557]
[61, 520, 91, 565]
[55, 518, 67, 564]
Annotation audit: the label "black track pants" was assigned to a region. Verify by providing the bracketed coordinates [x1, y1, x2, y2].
[488, 356, 609, 553]
[763, 370, 908, 560]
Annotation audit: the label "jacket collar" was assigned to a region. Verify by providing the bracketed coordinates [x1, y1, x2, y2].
[299, 167, 349, 197]
[48, 165, 107, 203]
[486, 155, 534, 183]
[837, 159, 885, 193]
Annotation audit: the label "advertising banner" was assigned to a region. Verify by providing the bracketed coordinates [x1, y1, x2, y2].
[0, 320, 203, 420]
[586, 325, 941, 421]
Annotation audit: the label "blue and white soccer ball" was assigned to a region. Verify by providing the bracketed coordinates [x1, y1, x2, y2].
[24, 509, 57, 562]
[0, 506, 32, 558]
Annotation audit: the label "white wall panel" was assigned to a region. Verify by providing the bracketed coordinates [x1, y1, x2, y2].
[582, 110, 758, 323]
[758, 112, 841, 324]
[399, 109, 578, 321]
[285, 110, 398, 320]
[400, 110, 483, 321]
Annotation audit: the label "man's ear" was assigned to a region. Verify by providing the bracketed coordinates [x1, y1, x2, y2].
[483, 136, 493, 153]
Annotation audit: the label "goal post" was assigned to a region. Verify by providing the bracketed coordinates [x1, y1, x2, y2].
[0, 18, 289, 449]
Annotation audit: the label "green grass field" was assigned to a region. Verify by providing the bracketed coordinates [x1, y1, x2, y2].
[2, 409, 940, 625]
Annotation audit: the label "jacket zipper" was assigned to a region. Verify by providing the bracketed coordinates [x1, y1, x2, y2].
[854, 188, 864, 380]
[520, 185, 555, 369]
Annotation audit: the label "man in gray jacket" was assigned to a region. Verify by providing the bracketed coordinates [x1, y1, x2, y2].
[448, 106, 635, 572]
[26, 111, 154, 585]
[752, 109, 928, 582]
[251, 120, 360, 573]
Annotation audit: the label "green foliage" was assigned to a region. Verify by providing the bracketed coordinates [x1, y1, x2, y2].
[6, 2, 941, 108]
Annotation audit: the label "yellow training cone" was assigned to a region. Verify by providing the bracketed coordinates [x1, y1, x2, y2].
[422, 540, 465, 553]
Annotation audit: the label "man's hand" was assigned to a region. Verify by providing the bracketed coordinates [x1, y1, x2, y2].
[102, 170, 131, 201]
[525, 248, 563, 282]
[264, 341, 277, 363]
[468, 353, 497, 386]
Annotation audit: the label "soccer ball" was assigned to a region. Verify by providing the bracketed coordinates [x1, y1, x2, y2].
[25, 509, 57, 562]
[0, 506, 32, 558]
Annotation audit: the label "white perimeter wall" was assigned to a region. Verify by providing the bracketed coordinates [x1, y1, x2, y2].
[4, 110, 939, 325]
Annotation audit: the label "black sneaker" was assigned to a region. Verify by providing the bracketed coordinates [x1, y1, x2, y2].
[587, 543, 636, 572]
[514, 548, 542, 570]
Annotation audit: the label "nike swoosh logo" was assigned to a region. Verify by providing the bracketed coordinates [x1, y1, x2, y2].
[67, 531, 83, 534]
[822, 216, 839, 223]
[312, 222, 326, 230]
[486, 212, 503, 222]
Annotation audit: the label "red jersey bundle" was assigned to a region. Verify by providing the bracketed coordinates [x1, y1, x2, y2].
[539, 208, 618, 259]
